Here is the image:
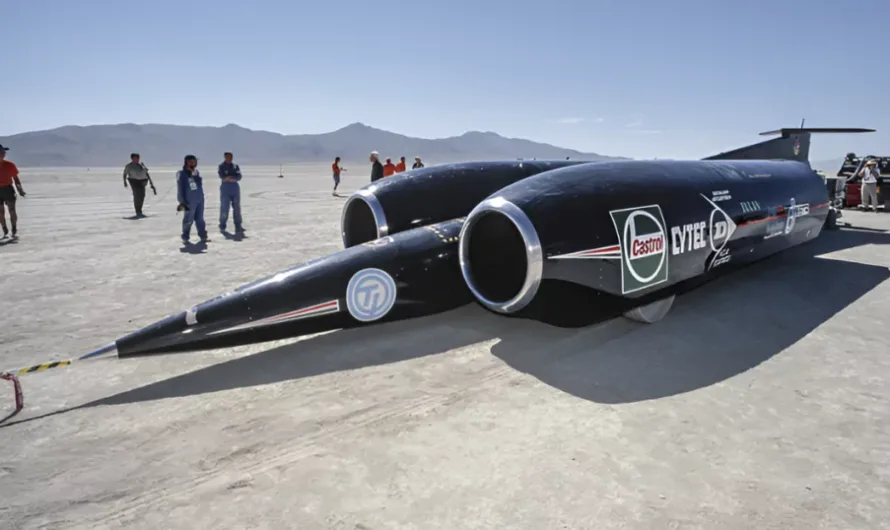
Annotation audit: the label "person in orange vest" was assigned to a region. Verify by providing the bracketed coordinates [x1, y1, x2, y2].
[383, 157, 397, 177]
[395, 156, 407, 173]
[331, 156, 345, 196]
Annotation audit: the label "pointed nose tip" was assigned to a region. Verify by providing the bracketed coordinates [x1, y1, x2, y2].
[115, 311, 189, 357]
[79, 342, 118, 360]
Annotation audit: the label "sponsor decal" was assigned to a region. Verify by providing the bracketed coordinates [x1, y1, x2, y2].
[207, 300, 340, 335]
[711, 247, 732, 268]
[550, 196, 744, 291]
[740, 201, 761, 214]
[672, 194, 738, 270]
[785, 199, 811, 234]
[705, 196, 736, 269]
[671, 220, 708, 254]
[548, 205, 668, 294]
[610, 205, 669, 294]
[792, 137, 801, 156]
[346, 268, 397, 322]
[711, 190, 732, 202]
[763, 198, 811, 240]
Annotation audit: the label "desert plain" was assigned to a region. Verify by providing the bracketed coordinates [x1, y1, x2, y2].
[1, 164, 889, 529]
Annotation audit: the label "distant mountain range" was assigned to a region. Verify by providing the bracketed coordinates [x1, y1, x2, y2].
[0, 122, 623, 167]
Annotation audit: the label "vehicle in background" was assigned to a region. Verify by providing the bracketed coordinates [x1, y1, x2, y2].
[837, 153, 889, 210]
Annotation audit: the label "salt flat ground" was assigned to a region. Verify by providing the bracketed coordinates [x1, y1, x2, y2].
[1, 165, 889, 530]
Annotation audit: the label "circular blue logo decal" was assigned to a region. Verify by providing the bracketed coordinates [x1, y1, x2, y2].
[346, 268, 397, 322]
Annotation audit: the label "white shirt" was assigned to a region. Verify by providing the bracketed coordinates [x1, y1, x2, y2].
[861, 166, 879, 184]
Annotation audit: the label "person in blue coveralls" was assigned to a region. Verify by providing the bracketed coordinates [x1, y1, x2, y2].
[218, 151, 244, 233]
[176, 154, 210, 244]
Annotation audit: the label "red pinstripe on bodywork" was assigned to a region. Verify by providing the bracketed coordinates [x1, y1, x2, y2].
[207, 300, 340, 335]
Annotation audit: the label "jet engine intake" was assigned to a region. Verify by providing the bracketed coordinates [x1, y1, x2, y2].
[341, 189, 389, 247]
[458, 197, 543, 314]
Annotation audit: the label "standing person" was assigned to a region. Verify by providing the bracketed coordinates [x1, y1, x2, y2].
[218, 152, 244, 233]
[369, 151, 383, 182]
[332, 156, 346, 196]
[177, 154, 210, 244]
[859, 159, 880, 212]
[412, 156, 424, 169]
[395, 156, 407, 173]
[383, 157, 397, 177]
[122, 153, 156, 217]
[0, 144, 25, 239]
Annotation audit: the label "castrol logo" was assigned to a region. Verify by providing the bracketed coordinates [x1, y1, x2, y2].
[609, 206, 669, 294]
[630, 233, 665, 260]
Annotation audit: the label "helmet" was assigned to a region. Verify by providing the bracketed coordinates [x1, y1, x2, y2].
[184, 154, 197, 163]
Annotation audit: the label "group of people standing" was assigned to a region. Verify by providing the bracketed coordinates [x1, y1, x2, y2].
[122, 152, 245, 244]
[330, 153, 424, 196]
[124, 149, 428, 243]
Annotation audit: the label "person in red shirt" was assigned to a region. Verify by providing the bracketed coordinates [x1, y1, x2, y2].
[383, 157, 397, 177]
[0, 144, 26, 239]
[395, 156, 407, 173]
[331, 156, 346, 196]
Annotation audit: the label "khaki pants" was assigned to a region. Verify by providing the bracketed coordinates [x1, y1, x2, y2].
[861, 182, 878, 209]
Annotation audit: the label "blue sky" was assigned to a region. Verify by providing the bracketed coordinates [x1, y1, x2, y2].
[4, 0, 887, 160]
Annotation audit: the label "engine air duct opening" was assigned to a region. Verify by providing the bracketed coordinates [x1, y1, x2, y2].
[459, 198, 544, 314]
[341, 190, 389, 248]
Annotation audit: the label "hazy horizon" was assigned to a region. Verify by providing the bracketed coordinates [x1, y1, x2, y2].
[5, 1, 887, 161]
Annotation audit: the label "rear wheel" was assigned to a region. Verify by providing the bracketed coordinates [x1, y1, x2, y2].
[623, 295, 675, 324]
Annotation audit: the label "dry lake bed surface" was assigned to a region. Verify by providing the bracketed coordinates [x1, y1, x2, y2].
[1, 164, 889, 530]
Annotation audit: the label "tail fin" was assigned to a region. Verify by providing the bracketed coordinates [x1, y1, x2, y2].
[704, 127, 875, 165]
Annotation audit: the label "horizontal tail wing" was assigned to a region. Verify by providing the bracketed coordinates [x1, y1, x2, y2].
[704, 127, 876, 165]
[757, 127, 876, 137]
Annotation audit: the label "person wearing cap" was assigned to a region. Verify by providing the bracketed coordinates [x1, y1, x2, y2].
[383, 157, 397, 177]
[412, 156, 424, 169]
[859, 159, 880, 212]
[395, 156, 407, 173]
[0, 144, 25, 238]
[122, 153, 156, 217]
[369, 151, 383, 182]
[217, 151, 244, 233]
[177, 154, 210, 244]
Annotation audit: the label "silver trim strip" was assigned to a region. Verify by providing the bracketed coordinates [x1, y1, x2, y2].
[341, 188, 389, 247]
[458, 197, 544, 314]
